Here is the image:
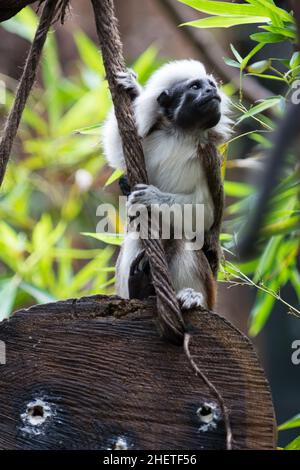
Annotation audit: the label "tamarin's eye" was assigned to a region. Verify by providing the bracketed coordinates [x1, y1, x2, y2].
[208, 80, 217, 88]
[190, 81, 201, 90]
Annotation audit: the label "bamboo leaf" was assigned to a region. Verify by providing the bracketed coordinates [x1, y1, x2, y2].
[246, 0, 294, 24]
[224, 57, 241, 69]
[241, 42, 265, 70]
[224, 181, 255, 198]
[248, 59, 271, 74]
[182, 16, 269, 29]
[105, 169, 124, 187]
[249, 290, 276, 337]
[178, 0, 269, 17]
[279, 414, 300, 431]
[251, 32, 287, 43]
[0, 277, 20, 320]
[81, 232, 124, 246]
[285, 436, 300, 450]
[237, 97, 282, 124]
[20, 282, 56, 304]
[230, 44, 243, 63]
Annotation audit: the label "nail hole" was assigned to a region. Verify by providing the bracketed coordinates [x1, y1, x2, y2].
[28, 405, 44, 419]
[112, 437, 128, 450]
[21, 399, 52, 432]
[196, 402, 221, 431]
[197, 404, 214, 424]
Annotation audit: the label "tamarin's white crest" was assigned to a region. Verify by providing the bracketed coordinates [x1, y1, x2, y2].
[102, 59, 232, 310]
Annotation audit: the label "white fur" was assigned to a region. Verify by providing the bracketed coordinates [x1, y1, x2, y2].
[102, 60, 231, 308]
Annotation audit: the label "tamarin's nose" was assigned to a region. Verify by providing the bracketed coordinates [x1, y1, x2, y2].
[203, 84, 214, 95]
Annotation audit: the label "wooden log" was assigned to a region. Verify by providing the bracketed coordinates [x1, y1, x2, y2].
[0, 295, 276, 450]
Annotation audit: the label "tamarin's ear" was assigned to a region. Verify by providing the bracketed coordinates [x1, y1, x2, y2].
[157, 90, 171, 107]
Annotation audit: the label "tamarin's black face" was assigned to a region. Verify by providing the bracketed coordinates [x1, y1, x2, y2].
[157, 77, 221, 131]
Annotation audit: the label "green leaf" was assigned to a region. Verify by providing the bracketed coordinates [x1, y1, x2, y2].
[182, 16, 269, 29]
[74, 123, 102, 136]
[245, 0, 294, 24]
[290, 270, 300, 302]
[251, 32, 287, 43]
[253, 236, 282, 283]
[0, 277, 20, 320]
[249, 263, 290, 337]
[246, 72, 286, 82]
[262, 25, 296, 40]
[248, 60, 271, 74]
[42, 34, 62, 133]
[249, 289, 276, 337]
[260, 216, 300, 237]
[58, 84, 110, 135]
[1, 7, 38, 41]
[220, 233, 232, 242]
[241, 42, 265, 70]
[249, 132, 272, 148]
[104, 169, 124, 187]
[224, 57, 241, 69]
[224, 181, 255, 198]
[285, 436, 300, 450]
[178, 0, 269, 17]
[230, 44, 243, 63]
[290, 52, 300, 70]
[279, 414, 300, 431]
[74, 30, 105, 76]
[20, 282, 56, 304]
[81, 232, 124, 246]
[132, 45, 159, 83]
[237, 97, 282, 124]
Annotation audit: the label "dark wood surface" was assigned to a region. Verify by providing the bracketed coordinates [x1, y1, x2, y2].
[0, 295, 277, 450]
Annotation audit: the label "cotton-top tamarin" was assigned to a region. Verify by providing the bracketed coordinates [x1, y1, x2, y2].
[102, 60, 231, 310]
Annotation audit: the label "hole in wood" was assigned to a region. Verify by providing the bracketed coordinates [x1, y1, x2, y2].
[28, 405, 44, 419]
[196, 402, 221, 431]
[197, 404, 214, 424]
[20, 399, 52, 433]
[112, 437, 128, 450]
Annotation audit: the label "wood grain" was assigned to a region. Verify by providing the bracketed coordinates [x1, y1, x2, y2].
[0, 295, 277, 450]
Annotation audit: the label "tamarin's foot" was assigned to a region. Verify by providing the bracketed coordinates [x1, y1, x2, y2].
[177, 288, 206, 311]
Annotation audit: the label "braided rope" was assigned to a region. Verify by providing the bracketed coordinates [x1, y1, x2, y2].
[91, 0, 185, 344]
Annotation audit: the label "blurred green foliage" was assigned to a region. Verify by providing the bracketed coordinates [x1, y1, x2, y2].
[180, 0, 299, 341]
[0, 7, 160, 320]
[180, 0, 300, 450]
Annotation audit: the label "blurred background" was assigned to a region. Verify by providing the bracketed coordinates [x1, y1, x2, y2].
[0, 0, 299, 447]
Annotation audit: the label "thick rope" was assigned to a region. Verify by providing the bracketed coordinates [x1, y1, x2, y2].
[91, 0, 185, 344]
[0, 0, 68, 187]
